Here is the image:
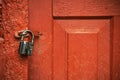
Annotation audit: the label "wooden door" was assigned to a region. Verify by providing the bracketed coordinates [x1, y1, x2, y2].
[29, 0, 120, 80]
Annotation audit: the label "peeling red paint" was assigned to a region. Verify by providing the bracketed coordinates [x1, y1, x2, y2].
[1, 0, 28, 80]
[0, 38, 6, 80]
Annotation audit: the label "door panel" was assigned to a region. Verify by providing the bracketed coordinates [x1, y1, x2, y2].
[68, 32, 98, 80]
[53, 19, 111, 80]
[53, 0, 120, 16]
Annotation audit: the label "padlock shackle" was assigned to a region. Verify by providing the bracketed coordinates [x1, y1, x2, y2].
[22, 30, 34, 43]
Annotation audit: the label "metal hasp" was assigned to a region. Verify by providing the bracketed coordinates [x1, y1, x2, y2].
[19, 30, 34, 56]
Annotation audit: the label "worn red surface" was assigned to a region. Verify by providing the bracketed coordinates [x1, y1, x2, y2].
[1, 0, 28, 80]
[0, 0, 120, 80]
[53, 19, 111, 80]
[29, 0, 52, 80]
[0, 38, 5, 79]
[53, 0, 120, 16]
[29, 0, 120, 80]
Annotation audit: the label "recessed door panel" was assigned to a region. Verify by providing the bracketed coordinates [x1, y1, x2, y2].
[53, 19, 110, 80]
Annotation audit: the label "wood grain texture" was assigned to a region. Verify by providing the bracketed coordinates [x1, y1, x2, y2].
[53, 0, 120, 16]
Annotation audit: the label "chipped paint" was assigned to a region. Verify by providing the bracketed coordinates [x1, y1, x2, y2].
[1, 0, 28, 79]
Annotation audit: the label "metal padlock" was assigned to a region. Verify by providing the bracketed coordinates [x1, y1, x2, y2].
[19, 32, 28, 55]
[19, 30, 34, 56]
[27, 31, 34, 56]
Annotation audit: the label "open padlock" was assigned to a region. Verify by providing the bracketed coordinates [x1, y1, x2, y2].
[19, 30, 34, 56]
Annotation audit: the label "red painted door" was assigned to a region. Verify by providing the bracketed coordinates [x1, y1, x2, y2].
[29, 0, 120, 80]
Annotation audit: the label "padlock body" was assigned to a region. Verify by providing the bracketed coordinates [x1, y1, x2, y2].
[19, 40, 28, 55]
[27, 42, 34, 56]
